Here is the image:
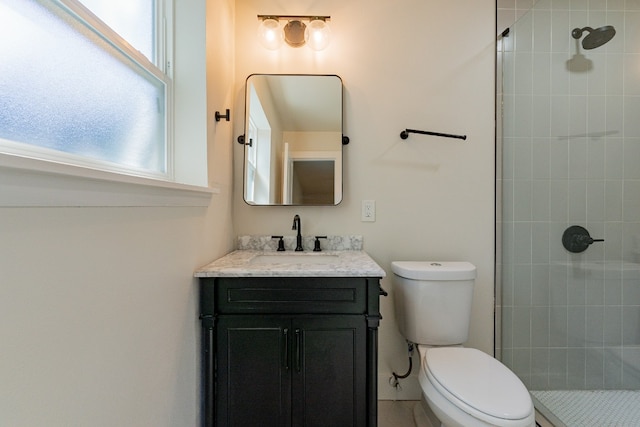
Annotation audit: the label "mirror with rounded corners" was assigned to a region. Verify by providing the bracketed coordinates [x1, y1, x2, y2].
[240, 74, 343, 206]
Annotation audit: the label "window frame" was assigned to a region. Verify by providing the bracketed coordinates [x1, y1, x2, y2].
[0, 0, 177, 182]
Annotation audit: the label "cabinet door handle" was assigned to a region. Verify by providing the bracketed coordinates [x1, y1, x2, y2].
[295, 328, 302, 372]
[283, 328, 289, 370]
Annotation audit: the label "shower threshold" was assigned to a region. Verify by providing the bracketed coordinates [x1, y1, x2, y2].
[531, 390, 640, 427]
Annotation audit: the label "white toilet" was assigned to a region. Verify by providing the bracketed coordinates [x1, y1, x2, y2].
[392, 261, 535, 427]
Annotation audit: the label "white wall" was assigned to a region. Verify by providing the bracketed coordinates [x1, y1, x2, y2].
[233, 0, 496, 399]
[0, 0, 235, 425]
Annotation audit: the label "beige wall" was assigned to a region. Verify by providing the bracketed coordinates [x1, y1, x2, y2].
[233, 0, 496, 399]
[0, 0, 235, 425]
[0, 0, 497, 423]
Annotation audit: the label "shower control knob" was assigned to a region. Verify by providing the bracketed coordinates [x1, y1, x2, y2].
[562, 225, 604, 253]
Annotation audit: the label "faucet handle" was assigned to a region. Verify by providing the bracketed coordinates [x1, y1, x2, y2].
[271, 235, 285, 251]
[313, 236, 327, 252]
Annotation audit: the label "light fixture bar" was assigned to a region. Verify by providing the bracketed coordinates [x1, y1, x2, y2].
[257, 15, 330, 21]
[256, 15, 332, 50]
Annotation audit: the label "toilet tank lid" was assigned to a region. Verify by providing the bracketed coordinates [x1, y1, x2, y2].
[391, 261, 476, 281]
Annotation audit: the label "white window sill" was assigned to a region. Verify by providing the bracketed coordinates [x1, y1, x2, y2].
[0, 153, 218, 207]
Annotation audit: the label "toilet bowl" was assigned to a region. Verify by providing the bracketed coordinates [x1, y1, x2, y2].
[392, 261, 535, 427]
[418, 346, 534, 427]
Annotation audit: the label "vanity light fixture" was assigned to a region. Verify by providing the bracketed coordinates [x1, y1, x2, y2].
[257, 15, 331, 51]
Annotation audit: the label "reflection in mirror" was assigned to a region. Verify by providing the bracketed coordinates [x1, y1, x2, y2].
[290, 160, 334, 204]
[242, 74, 343, 206]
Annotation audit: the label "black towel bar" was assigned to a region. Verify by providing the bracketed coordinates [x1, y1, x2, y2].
[400, 128, 467, 141]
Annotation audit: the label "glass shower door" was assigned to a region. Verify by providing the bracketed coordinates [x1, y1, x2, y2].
[497, 1, 640, 425]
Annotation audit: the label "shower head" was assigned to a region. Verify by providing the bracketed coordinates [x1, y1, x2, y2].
[571, 25, 616, 49]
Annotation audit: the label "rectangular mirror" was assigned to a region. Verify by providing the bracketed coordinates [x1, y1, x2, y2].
[241, 74, 343, 206]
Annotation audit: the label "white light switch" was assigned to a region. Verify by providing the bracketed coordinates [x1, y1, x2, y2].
[361, 200, 376, 222]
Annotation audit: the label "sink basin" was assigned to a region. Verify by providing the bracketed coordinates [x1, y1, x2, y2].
[250, 254, 340, 265]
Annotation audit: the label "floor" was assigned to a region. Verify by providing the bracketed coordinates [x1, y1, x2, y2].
[532, 390, 640, 427]
[378, 400, 420, 427]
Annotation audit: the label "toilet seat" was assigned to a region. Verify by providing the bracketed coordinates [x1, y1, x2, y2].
[420, 346, 534, 426]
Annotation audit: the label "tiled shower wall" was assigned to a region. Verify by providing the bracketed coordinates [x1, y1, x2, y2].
[498, 0, 538, 34]
[499, 0, 640, 390]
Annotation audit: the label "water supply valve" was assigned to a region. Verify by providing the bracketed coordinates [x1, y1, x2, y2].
[313, 236, 327, 252]
[562, 225, 604, 253]
[271, 235, 285, 251]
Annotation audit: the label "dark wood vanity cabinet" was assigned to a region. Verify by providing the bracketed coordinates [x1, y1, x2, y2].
[199, 276, 382, 427]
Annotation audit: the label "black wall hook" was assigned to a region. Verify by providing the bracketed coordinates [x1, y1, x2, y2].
[215, 109, 230, 122]
[400, 128, 467, 141]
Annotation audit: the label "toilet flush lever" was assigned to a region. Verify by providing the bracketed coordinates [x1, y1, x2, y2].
[562, 225, 604, 253]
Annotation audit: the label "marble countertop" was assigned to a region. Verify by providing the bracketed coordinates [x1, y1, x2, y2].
[194, 249, 386, 278]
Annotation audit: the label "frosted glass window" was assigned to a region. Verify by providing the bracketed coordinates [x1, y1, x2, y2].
[0, 0, 169, 177]
[78, 0, 154, 62]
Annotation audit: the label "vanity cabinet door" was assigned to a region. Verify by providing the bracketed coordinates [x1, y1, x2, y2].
[216, 316, 292, 427]
[291, 316, 367, 427]
[215, 315, 366, 427]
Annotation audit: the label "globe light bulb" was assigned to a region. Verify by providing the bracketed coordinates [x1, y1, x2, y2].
[257, 18, 282, 50]
[304, 19, 331, 51]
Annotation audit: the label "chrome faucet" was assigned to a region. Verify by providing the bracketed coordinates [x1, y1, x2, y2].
[292, 214, 303, 251]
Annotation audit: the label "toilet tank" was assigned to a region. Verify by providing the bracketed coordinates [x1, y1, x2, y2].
[392, 261, 476, 345]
